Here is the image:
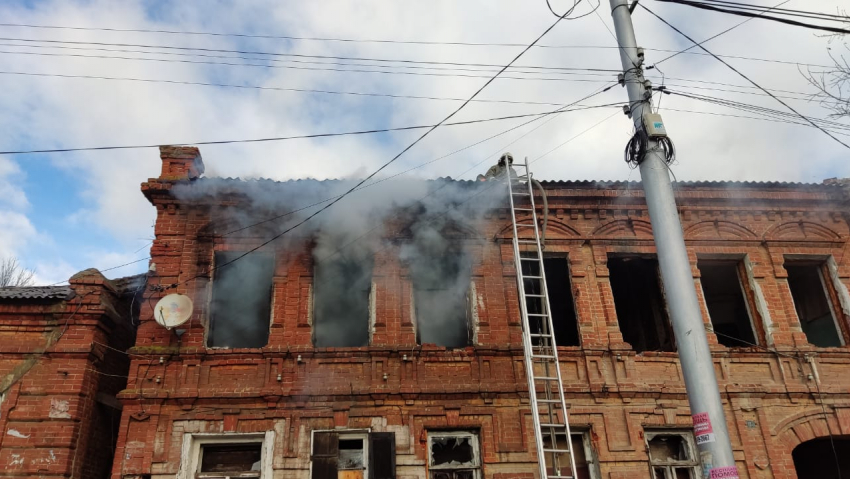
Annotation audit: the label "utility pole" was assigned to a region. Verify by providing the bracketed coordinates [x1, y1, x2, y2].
[608, 1, 738, 477]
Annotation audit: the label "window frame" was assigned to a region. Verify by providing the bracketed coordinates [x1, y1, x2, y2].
[520, 252, 581, 347]
[310, 429, 371, 478]
[644, 430, 701, 479]
[177, 432, 274, 479]
[696, 257, 763, 347]
[311, 254, 376, 348]
[784, 256, 849, 347]
[411, 280, 476, 348]
[427, 430, 481, 479]
[540, 429, 600, 479]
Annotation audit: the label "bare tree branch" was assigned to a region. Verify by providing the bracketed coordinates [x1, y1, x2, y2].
[0, 257, 36, 287]
[802, 9, 850, 118]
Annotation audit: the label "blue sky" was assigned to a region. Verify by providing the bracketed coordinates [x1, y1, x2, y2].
[0, 0, 847, 284]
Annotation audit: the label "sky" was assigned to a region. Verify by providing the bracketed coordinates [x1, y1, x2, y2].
[0, 0, 847, 285]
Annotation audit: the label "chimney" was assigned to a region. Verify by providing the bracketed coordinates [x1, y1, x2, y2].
[159, 145, 205, 180]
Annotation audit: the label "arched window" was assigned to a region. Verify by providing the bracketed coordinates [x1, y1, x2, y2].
[792, 436, 850, 479]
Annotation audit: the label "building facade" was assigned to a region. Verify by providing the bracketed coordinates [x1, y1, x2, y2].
[0, 270, 141, 479]
[111, 146, 850, 479]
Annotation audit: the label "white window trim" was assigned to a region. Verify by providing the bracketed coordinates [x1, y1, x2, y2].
[177, 431, 274, 479]
[427, 430, 481, 478]
[644, 430, 700, 479]
[309, 429, 371, 478]
[785, 255, 847, 346]
[573, 430, 600, 479]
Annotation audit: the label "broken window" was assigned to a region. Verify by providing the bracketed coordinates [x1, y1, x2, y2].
[311, 431, 395, 479]
[209, 251, 274, 348]
[793, 436, 850, 479]
[541, 432, 599, 479]
[198, 443, 262, 478]
[428, 432, 480, 479]
[698, 260, 758, 347]
[786, 262, 845, 347]
[646, 431, 700, 479]
[411, 253, 473, 348]
[608, 256, 674, 352]
[521, 254, 580, 346]
[313, 253, 374, 347]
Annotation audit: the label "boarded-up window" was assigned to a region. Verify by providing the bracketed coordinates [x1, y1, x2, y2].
[311, 431, 395, 479]
[428, 431, 480, 479]
[608, 256, 674, 352]
[646, 432, 700, 479]
[521, 255, 580, 346]
[786, 262, 845, 347]
[199, 443, 262, 478]
[209, 252, 274, 348]
[314, 254, 374, 347]
[698, 260, 758, 347]
[412, 253, 472, 348]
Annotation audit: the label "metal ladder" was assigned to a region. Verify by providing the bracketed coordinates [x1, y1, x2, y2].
[506, 159, 578, 479]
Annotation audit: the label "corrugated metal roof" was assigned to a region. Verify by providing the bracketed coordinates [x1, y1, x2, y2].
[0, 286, 75, 300]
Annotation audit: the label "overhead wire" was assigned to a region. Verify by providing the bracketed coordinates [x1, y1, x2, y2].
[690, 0, 849, 21]
[0, 102, 624, 156]
[155, 7, 577, 292]
[654, 0, 850, 34]
[639, 3, 850, 149]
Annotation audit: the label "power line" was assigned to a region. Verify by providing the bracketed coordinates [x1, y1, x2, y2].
[0, 103, 622, 156]
[161, 8, 576, 291]
[654, 0, 850, 34]
[640, 4, 850, 149]
[692, 0, 850, 22]
[662, 107, 850, 136]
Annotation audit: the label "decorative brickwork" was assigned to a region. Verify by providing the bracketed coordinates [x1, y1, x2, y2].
[111, 146, 850, 479]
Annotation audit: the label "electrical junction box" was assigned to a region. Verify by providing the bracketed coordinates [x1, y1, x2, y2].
[643, 112, 668, 138]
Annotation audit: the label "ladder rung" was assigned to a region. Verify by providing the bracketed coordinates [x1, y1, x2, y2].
[537, 399, 562, 403]
[542, 448, 572, 453]
[525, 293, 544, 297]
[532, 354, 556, 359]
[516, 223, 536, 227]
[540, 423, 568, 428]
[529, 333, 553, 338]
[523, 275, 543, 279]
[533, 376, 559, 381]
[527, 313, 548, 316]
[517, 240, 538, 244]
[519, 256, 539, 261]
[513, 207, 533, 211]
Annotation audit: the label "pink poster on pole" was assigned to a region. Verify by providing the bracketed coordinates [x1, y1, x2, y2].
[709, 466, 739, 479]
[692, 412, 715, 445]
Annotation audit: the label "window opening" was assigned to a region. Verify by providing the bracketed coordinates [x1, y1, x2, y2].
[541, 432, 598, 479]
[209, 251, 274, 348]
[521, 254, 580, 346]
[311, 431, 395, 479]
[792, 436, 850, 479]
[698, 260, 758, 347]
[428, 431, 480, 479]
[786, 262, 844, 347]
[338, 439, 365, 470]
[412, 253, 472, 348]
[313, 253, 374, 347]
[646, 432, 700, 479]
[608, 256, 674, 352]
[199, 443, 262, 478]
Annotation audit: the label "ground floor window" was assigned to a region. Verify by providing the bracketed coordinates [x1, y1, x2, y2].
[645, 430, 701, 479]
[311, 430, 395, 479]
[541, 430, 599, 479]
[178, 432, 273, 479]
[428, 431, 481, 479]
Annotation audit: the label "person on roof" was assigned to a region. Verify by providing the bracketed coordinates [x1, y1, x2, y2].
[477, 152, 518, 181]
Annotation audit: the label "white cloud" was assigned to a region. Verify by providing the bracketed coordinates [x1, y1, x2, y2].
[0, 0, 847, 282]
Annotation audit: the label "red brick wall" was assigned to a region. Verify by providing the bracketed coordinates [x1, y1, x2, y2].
[112, 147, 850, 479]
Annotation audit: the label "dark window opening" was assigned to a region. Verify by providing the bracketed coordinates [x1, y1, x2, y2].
[541, 433, 594, 479]
[311, 431, 396, 479]
[698, 261, 757, 347]
[428, 432, 479, 479]
[521, 255, 580, 347]
[199, 443, 262, 477]
[209, 252, 274, 348]
[314, 254, 374, 347]
[608, 256, 674, 352]
[786, 263, 844, 347]
[792, 436, 850, 479]
[412, 253, 472, 348]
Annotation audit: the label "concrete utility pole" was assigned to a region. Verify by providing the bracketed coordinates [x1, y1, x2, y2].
[608, 1, 738, 477]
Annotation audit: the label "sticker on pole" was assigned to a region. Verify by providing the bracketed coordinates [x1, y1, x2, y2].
[692, 412, 716, 445]
[709, 466, 739, 479]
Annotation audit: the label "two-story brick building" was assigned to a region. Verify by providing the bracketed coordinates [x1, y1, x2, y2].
[110, 146, 850, 479]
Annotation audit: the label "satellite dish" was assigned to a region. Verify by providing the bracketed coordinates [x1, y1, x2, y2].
[153, 294, 193, 329]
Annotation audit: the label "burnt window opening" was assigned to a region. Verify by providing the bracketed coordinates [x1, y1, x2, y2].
[786, 262, 845, 348]
[698, 260, 758, 347]
[608, 256, 674, 352]
[313, 254, 374, 347]
[521, 254, 580, 347]
[428, 432, 480, 479]
[199, 443, 262, 478]
[311, 431, 395, 479]
[792, 436, 850, 479]
[541, 432, 598, 479]
[646, 432, 700, 479]
[412, 253, 473, 349]
[209, 251, 274, 348]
